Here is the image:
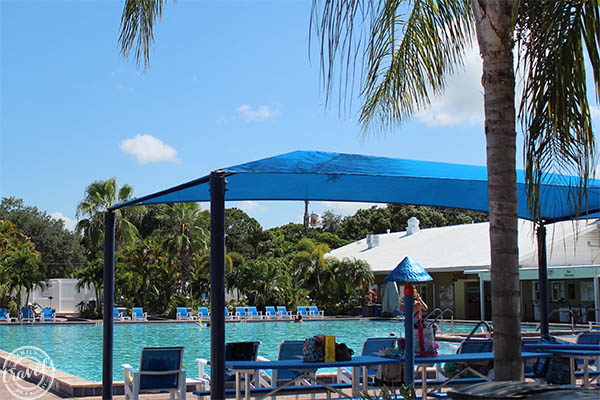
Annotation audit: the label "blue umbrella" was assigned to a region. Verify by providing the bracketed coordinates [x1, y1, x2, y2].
[385, 256, 432, 385]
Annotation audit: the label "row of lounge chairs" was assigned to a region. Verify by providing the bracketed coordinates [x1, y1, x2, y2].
[176, 305, 325, 321]
[0, 307, 55, 323]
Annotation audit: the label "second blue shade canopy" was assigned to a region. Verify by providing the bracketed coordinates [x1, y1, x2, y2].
[385, 256, 433, 283]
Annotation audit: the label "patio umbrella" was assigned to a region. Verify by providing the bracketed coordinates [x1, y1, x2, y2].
[385, 256, 433, 385]
[382, 281, 400, 314]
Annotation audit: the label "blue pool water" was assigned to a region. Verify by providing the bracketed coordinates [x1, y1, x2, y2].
[0, 319, 543, 382]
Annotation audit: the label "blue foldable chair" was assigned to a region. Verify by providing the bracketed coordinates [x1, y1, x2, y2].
[246, 306, 262, 319]
[224, 307, 233, 319]
[337, 337, 396, 384]
[264, 306, 277, 319]
[122, 346, 186, 400]
[20, 307, 35, 323]
[235, 306, 248, 319]
[296, 306, 309, 318]
[40, 307, 56, 322]
[271, 340, 316, 387]
[114, 307, 130, 321]
[0, 308, 12, 322]
[197, 307, 210, 320]
[176, 307, 194, 320]
[308, 305, 324, 318]
[452, 339, 494, 379]
[225, 341, 261, 387]
[576, 332, 600, 368]
[276, 306, 293, 319]
[132, 307, 147, 321]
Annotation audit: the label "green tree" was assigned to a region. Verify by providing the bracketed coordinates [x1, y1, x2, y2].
[157, 203, 209, 293]
[293, 238, 331, 294]
[0, 197, 85, 277]
[225, 208, 265, 259]
[319, 257, 373, 314]
[76, 256, 104, 314]
[311, 0, 598, 379]
[76, 178, 140, 257]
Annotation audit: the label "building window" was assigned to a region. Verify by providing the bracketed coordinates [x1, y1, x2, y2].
[551, 281, 565, 302]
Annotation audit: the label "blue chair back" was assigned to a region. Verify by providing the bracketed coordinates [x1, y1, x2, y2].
[21, 307, 33, 319]
[225, 307, 230, 317]
[42, 308, 54, 319]
[276, 306, 288, 315]
[265, 306, 276, 317]
[247, 306, 259, 316]
[0, 308, 7, 319]
[576, 332, 600, 366]
[113, 308, 121, 318]
[308, 305, 319, 314]
[139, 347, 184, 390]
[176, 307, 188, 318]
[458, 339, 493, 353]
[235, 306, 247, 317]
[297, 306, 308, 316]
[276, 341, 306, 381]
[198, 307, 209, 317]
[362, 337, 396, 356]
[132, 307, 144, 318]
[225, 341, 260, 361]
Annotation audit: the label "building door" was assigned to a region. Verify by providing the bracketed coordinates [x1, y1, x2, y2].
[466, 282, 481, 320]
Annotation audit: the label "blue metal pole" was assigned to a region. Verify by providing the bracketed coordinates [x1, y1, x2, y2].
[102, 211, 115, 400]
[210, 171, 226, 400]
[404, 283, 414, 385]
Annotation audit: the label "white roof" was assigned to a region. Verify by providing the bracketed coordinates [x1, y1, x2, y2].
[327, 218, 600, 273]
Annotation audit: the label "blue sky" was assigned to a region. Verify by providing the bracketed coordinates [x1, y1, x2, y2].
[1, 1, 597, 230]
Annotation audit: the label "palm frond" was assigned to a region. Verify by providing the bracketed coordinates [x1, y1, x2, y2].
[516, 0, 599, 221]
[311, 0, 474, 132]
[119, 0, 167, 68]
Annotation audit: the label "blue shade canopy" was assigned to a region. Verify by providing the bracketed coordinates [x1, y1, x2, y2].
[385, 256, 433, 283]
[112, 150, 600, 222]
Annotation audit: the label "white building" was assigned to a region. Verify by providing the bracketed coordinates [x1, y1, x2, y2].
[328, 218, 600, 322]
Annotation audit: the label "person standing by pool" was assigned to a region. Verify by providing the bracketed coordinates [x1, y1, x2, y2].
[399, 288, 428, 319]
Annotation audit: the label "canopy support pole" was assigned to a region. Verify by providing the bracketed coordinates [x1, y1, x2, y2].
[210, 171, 227, 400]
[404, 283, 415, 385]
[537, 222, 550, 338]
[102, 211, 115, 400]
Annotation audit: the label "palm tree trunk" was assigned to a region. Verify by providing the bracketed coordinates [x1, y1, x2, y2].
[473, 0, 522, 380]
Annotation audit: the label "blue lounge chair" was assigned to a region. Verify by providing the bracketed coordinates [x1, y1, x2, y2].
[114, 307, 130, 321]
[337, 337, 396, 384]
[235, 306, 248, 319]
[271, 340, 317, 387]
[20, 307, 35, 323]
[122, 347, 186, 400]
[0, 308, 12, 322]
[297, 306, 309, 318]
[246, 306, 262, 319]
[264, 306, 277, 319]
[308, 305, 325, 318]
[225, 307, 233, 319]
[197, 342, 261, 390]
[197, 307, 210, 320]
[176, 307, 194, 320]
[131, 307, 147, 321]
[40, 307, 56, 322]
[276, 306, 293, 319]
[576, 332, 600, 368]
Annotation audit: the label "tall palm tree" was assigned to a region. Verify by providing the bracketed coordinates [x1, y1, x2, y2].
[309, 0, 598, 380]
[157, 203, 209, 293]
[76, 177, 140, 255]
[118, 0, 598, 380]
[293, 238, 330, 294]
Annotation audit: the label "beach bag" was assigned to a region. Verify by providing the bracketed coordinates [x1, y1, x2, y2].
[375, 344, 404, 385]
[303, 335, 325, 362]
[335, 342, 354, 361]
[414, 317, 438, 357]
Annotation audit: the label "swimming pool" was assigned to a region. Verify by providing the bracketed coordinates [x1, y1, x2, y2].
[0, 319, 550, 382]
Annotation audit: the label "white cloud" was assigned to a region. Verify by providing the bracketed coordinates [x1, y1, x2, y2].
[417, 45, 484, 127]
[120, 134, 180, 164]
[51, 212, 77, 231]
[591, 106, 600, 120]
[236, 105, 280, 122]
[231, 201, 266, 213]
